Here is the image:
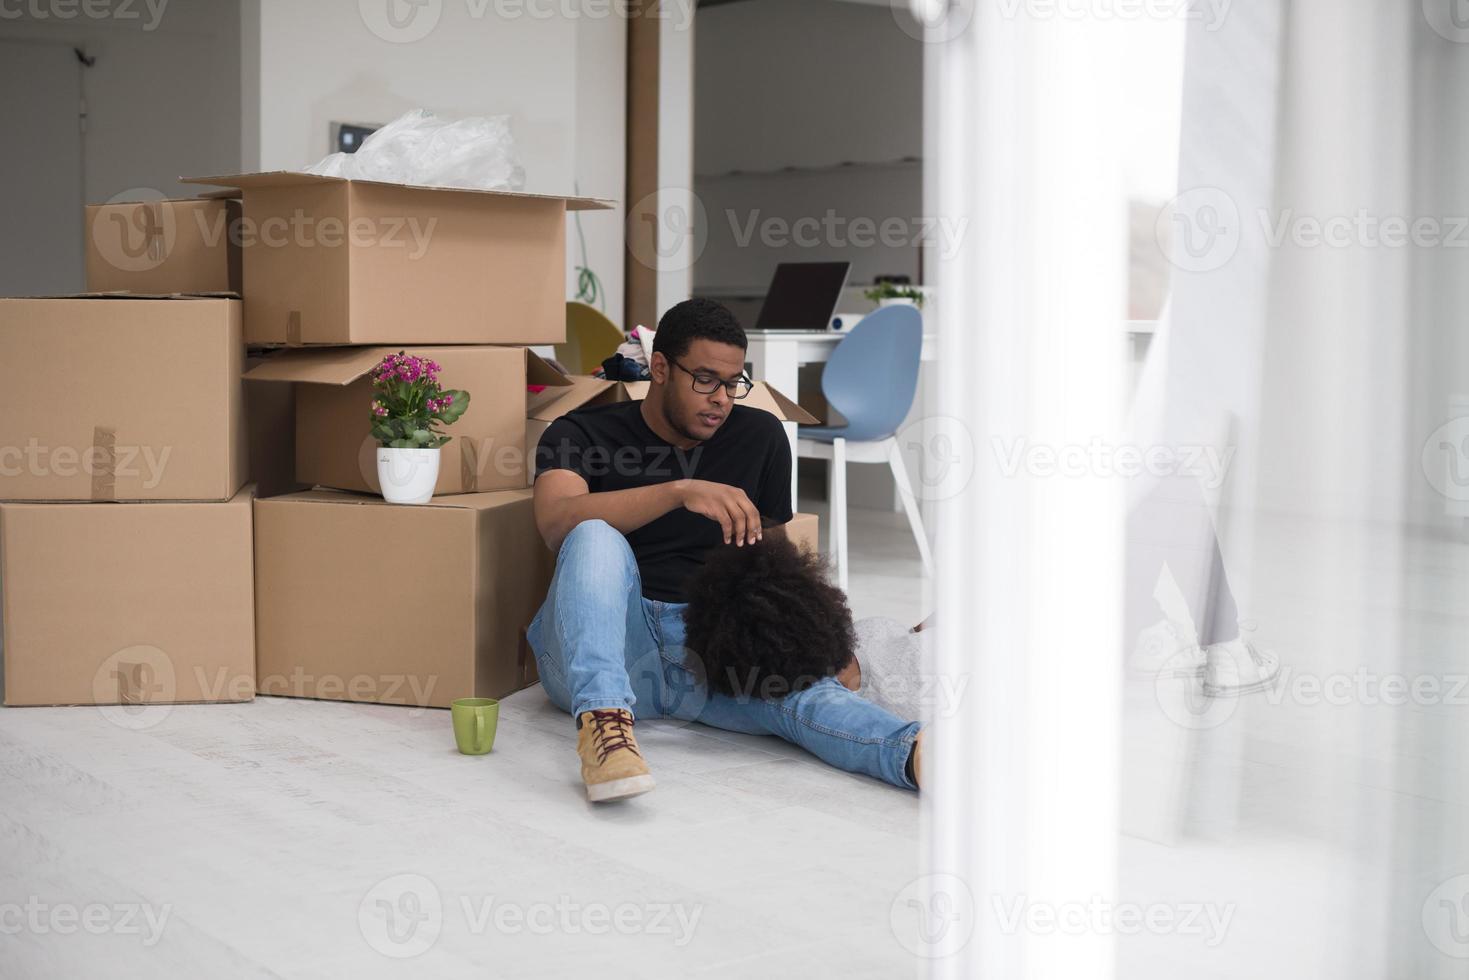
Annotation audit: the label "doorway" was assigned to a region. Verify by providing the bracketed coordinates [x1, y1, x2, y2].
[0, 41, 85, 296]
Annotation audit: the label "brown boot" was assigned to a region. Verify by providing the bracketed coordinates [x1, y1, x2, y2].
[576, 708, 655, 802]
[912, 731, 925, 790]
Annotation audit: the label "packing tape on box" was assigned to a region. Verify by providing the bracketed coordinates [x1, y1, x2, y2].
[91, 425, 117, 501]
[116, 659, 152, 704]
[146, 201, 165, 261]
[286, 311, 302, 347]
[459, 439, 478, 492]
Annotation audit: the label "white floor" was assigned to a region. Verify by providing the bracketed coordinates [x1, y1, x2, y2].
[10, 495, 1465, 976]
[0, 502, 927, 979]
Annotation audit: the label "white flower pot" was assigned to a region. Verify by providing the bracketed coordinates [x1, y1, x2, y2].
[879, 297, 918, 308]
[376, 447, 440, 504]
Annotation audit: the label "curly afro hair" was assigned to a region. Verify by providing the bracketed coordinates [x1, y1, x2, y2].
[681, 535, 856, 701]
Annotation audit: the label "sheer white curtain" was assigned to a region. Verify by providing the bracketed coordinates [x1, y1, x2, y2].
[921, 4, 1128, 979]
[921, 0, 1469, 976]
[1193, 2, 1469, 976]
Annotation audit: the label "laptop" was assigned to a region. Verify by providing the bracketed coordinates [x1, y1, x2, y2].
[753, 261, 851, 331]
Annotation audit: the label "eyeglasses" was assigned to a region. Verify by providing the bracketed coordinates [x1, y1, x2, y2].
[670, 358, 754, 398]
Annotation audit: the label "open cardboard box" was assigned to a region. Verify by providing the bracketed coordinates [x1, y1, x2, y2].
[0, 486, 257, 706]
[0, 294, 247, 502]
[182, 172, 613, 347]
[768, 512, 819, 554]
[244, 352, 308, 498]
[524, 375, 629, 476]
[246, 345, 570, 496]
[85, 195, 243, 296]
[253, 487, 550, 708]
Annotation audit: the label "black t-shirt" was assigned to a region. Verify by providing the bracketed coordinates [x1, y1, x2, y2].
[534, 399, 793, 602]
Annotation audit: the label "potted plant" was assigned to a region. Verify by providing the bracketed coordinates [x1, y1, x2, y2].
[369, 352, 469, 504]
[864, 282, 926, 308]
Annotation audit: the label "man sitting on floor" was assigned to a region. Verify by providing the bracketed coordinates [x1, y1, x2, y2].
[528, 298, 924, 802]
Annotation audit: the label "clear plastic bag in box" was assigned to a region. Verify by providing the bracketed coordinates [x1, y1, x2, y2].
[305, 109, 527, 192]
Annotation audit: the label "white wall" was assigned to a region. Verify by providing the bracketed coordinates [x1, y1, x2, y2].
[655, 4, 694, 322]
[695, 0, 919, 173]
[689, 0, 927, 513]
[574, 11, 628, 321]
[0, 0, 242, 290]
[692, 0, 924, 295]
[241, 0, 626, 319]
[696, 163, 924, 293]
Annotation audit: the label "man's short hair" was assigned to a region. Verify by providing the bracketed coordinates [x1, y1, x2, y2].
[653, 298, 747, 362]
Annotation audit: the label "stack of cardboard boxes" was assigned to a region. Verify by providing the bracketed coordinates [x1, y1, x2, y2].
[0, 290, 257, 707]
[0, 171, 817, 713]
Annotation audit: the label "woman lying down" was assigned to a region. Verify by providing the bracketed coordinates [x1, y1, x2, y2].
[681, 536, 932, 787]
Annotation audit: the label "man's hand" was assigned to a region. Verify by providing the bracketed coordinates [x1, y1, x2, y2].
[533, 472, 768, 553]
[678, 479, 763, 546]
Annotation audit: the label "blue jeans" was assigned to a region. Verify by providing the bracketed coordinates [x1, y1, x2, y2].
[526, 520, 921, 790]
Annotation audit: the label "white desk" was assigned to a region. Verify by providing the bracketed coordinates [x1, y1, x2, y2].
[747, 321, 1152, 508]
[745, 328, 937, 508]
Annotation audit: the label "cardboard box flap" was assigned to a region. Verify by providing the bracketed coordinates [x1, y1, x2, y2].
[182, 171, 614, 210]
[275, 487, 533, 512]
[246, 346, 571, 389]
[760, 384, 821, 425]
[350, 177, 614, 210]
[526, 350, 572, 388]
[244, 346, 392, 385]
[86, 193, 238, 207]
[620, 381, 820, 425]
[527, 375, 623, 421]
[5, 292, 235, 302]
[183, 171, 345, 191]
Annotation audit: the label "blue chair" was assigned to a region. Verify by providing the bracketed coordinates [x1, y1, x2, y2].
[797, 305, 933, 590]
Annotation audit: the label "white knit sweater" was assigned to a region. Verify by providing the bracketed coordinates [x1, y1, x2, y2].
[852, 616, 927, 722]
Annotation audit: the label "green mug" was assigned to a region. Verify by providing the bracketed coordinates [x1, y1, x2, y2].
[452, 698, 499, 755]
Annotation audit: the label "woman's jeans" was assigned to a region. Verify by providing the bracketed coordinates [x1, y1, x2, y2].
[526, 520, 921, 790]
